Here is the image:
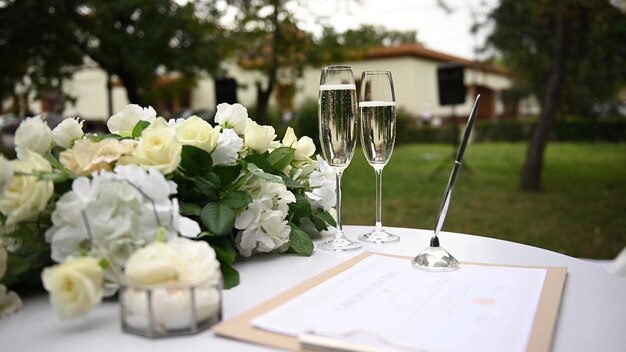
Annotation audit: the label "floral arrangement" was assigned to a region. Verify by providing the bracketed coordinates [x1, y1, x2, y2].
[0, 103, 336, 319]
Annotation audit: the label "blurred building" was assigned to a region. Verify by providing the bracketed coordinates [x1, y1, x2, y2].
[25, 44, 538, 122]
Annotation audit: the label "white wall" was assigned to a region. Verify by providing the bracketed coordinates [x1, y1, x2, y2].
[50, 56, 516, 121]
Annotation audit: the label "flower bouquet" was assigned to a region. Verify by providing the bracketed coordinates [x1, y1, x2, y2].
[0, 103, 337, 320]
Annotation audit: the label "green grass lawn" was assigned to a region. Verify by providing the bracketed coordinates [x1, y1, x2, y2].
[341, 142, 626, 259]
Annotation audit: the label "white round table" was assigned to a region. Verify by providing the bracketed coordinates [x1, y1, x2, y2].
[2, 226, 626, 352]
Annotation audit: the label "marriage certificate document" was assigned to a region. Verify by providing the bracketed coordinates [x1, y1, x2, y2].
[251, 254, 548, 352]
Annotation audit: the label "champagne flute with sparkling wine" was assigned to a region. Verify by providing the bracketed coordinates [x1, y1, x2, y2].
[318, 65, 362, 251]
[358, 71, 400, 243]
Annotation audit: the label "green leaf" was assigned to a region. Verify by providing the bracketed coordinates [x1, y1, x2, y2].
[247, 163, 284, 184]
[220, 261, 240, 289]
[206, 172, 221, 186]
[44, 152, 66, 171]
[210, 236, 238, 264]
[316, 209, 337, 227]
[180, 145, 213, 176]
[309, 213, 329, 232]
[214, 164, 242, 186]
[289, 193, 312, 219]
[36, 171, 69, 183]
[132, 120, 151, 138]
[192, 176, 219, 200]
[244, 154, 274, 173]
[86, 133, 123, 142]
[267, 147, 295, 171]
[200, 203, 235, 236]
[222, 191, 252, 210]
[180, 202, 202, 216]
[288, 224, 314, 256]
[281, 175, 303, 189]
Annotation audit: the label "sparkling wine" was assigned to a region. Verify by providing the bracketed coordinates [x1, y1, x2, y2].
[360, 101, 396, 165]
[319, 84, 357, 168]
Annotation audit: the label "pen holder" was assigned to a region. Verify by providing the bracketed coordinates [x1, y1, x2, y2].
[120, 279, 222, 338]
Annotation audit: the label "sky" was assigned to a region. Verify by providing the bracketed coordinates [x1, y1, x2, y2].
[292, 0, 499, 60]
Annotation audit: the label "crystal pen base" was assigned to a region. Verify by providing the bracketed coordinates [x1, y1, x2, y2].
[412, 246, 460, 271]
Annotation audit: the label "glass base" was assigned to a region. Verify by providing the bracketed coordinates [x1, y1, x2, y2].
[318, 235, 363, 251]
[358, 228, 400, 243]
[411, 246, 460, 271]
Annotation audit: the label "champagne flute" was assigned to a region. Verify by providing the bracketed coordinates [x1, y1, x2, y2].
[358, 71, 400, 243]
[318, 65, 362, 251]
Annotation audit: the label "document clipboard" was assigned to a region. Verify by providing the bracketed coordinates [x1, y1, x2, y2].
[213, 252, 567, 352]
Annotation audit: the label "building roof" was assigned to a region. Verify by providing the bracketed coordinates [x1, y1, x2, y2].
[363, 44, 508, 76]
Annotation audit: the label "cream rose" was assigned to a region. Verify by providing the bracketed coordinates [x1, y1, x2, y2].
[42, 257, 103, 320]
[0, 150, 53, 225]
[0, 155, 12, 195]
[14, 116, 53, 156]
[132, 118, 181, 174]
[52, 117, 84, 149]
[282, 127, 316, 162]
[107, 104, 156, 137]
[214, 103, 248, 134]
[60, 138, 135, 175]
[244, 121, 276, 154]
[175, 115, 220, 153]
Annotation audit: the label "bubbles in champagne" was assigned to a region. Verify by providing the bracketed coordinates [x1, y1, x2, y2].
[319, 84, 357, 168]
[359, 101, 396, 166]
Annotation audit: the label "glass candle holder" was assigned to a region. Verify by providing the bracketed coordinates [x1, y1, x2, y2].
[120, 279, 222, 338]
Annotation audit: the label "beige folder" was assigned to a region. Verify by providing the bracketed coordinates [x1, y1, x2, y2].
[213, 251, 567, 352]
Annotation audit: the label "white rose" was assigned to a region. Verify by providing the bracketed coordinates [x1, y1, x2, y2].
[212, 128, 244, 166]
[42, 257, 103, 320]
[168, 238, 221, 285]
[0, 150, 53, 225]
[125, 242, 180, 285]
[122, 283, 220, 331]
[52, 117, 84, 149]
[244, 121, 276, 154]
[133, 118, 181, 174]
[282, 127, 316, 162]
[107, 104, 156, 137]
[175, 115, 220, 153]
[214, 103, 248, 134]
[125, 238, 221, 285]
[0, 284, 22, 318]
[14, 116, 53, 156]
[0, 155, 12, 195]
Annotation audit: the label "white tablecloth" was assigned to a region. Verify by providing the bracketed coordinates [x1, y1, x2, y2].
[2, 226, 626, 352]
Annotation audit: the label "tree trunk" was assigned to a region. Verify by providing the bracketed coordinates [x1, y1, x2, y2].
[255, 82, 273, 125]
[254, 0, 280, 126]
[520, 9, 567, 191]
[116, 68, 145, 107]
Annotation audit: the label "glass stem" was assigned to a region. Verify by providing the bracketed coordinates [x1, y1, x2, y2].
[374, 166, 384, 232]
[335, 169, 344, 240]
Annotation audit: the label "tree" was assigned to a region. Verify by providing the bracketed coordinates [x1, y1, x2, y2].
[0, 0, 226, 110]
[226, 1, 419, 124]
[488, 0, 626, 191]
[0, 0, 83, 108]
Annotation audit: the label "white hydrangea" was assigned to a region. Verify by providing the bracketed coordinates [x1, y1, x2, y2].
[211, 128, 244, 166]
[234, 177, 295, 257]
[45, 165, 200, 266]
[305, 155, 336, 211]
